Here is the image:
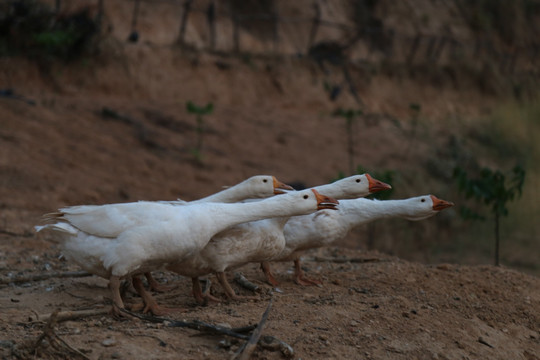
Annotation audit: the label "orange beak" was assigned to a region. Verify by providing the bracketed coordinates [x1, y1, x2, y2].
[366, 173, 392, 193]
[311, 189, 339, 210]
[273, 176, 294, 194]
[430, 195, 454, 211]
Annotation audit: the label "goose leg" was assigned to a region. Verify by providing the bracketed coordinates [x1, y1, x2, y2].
[109, 275, 127, 317]
[215, 272, 258, 301]
[260, 261, 280, 287]
[191, 277, 221, 304]
[294, 259, 322, 286]
[145, 272, 176, 292]
[132, 275, 177, 316]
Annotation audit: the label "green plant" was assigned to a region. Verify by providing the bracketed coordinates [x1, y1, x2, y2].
[453, 164, 525, 266]
[186, 101, 214, 164]
[333, 108, 362, 175]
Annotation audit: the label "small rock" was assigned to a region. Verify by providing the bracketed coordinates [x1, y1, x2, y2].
[436, 263, 452, 271]
[218, 339, 231, 349]
[101, 338, 116, 347]
[111, 352, 121, 359]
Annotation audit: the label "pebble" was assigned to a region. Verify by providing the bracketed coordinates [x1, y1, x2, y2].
[102, 338, 116, 347]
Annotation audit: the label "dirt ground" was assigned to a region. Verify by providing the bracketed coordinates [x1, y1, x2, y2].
[1, 241, 538, 360]
[0, 79, 538, 358]
[1, 1, 539, 359]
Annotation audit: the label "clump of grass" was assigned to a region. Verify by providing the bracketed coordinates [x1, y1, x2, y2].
[186, 101, 214, 164]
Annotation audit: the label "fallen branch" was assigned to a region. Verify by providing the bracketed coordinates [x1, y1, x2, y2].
[30, 308, 109, 323]
[120, 308, 294, 356]
[234, 272, 259, 292]
[29, 308, 91, 360]
[310, 256, 383, 264]
[0, 271, 92, 285]
[121, 308, 251, 339]
[234, 297, 273, 360]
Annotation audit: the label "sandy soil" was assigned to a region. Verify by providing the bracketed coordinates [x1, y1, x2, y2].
[1, 241, 538, 360]
[1, 2, 539, 359]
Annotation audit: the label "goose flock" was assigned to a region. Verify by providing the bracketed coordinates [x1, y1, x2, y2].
[36, 174, 453, 316]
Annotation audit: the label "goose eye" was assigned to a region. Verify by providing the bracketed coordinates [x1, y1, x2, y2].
[263, 179, 268, 183]
[421, 198, 426, 202]
[356, 178, 361, 183]
[303, 195, 309, 199]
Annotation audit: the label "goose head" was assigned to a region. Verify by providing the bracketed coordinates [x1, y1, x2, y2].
[401, 195, 454, 221]
[279, 189, 339, 214]
[240, 175, 294, 197]
[324, 173, 392, 199]
[311, 189, 339, 210]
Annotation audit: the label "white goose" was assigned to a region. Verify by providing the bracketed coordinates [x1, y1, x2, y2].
[261, 195, 454, 286]
[36, 188, 337, 315]
[166, 173, 390, 301]
[184, 175, 293, 204]
[145, 175, 292, 291]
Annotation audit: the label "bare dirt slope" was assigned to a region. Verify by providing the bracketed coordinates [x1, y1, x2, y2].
[0, 52, 538, 359]
[1, 1, 539, 359]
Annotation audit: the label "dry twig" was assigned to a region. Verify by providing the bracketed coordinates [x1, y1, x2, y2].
[234, 297, 273, 360]
[29, 308, 91, 360]
[233, 272, 259, 292]
[310, 256, 382, 264]
[0, 270, 92, 285]
[120, 307, 294, 356]
[30, 308, 109, 323]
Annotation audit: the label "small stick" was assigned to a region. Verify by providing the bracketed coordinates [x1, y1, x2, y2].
[233, 272, 259, 292]
[32, 308, 60, 351]
[478, 337, 495, 348]
[259, 335, 295, 358]
[54, 333, 92, 360]
[31, 308, 109, 323]
[234, 298, 273, 360]
[0, 270, 92, 285]
[310, 256, 383, 264]
[31, 309, 91, 359]
[120, 308, 251, 340]
[120, 308, 294, 355]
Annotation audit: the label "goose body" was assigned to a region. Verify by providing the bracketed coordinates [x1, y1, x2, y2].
[145, 175, 292, 291]
[36, 189, 334, 313]
[262, 195, 454, 285]
[167, 173, 389, 300]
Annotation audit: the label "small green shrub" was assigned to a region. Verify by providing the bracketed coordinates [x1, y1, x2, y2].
[186, 101, 214, 164]
[453, 164, 525, 266]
